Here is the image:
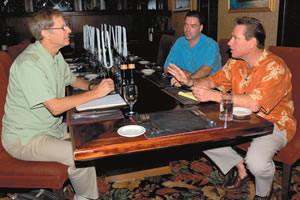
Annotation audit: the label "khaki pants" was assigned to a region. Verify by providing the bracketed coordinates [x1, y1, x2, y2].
[204, 124, 288, 197]
[2, 134, 99, 199]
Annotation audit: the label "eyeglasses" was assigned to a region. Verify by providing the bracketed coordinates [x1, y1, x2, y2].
[45, 25, 69, 31]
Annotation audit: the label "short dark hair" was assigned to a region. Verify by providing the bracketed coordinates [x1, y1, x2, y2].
[235, 16, 266, 49]
[185, 11, 204, 25]
[28, 8, 63, 40]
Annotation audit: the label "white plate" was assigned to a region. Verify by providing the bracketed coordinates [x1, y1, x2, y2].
[84, 74, 98, 80]
[141, 69, 155, 76]
[69, 63, 80, 69]
[117, 125, 146, 137]
[65, 58, 73, 62]
[233, 107, 252, 117]
[139, 60, 150, 65]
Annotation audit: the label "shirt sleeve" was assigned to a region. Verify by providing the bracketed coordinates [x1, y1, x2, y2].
[17, 60, 56, 108]
[209, 59, 234, 92]
[62, 60, 76, 86]
[56, 53, 76, 86]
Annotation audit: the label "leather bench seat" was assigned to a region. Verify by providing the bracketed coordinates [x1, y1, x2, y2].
[0, 149, 68, 188]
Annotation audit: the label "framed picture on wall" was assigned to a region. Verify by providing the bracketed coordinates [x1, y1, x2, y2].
[228, 0, 274, 12]
[172, 0, 192, 12]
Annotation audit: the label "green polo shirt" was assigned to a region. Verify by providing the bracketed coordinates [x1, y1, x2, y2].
[2, 41, 76, 145]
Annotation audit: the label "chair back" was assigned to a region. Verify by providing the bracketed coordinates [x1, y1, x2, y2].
[0, 51, 13, 77]
[7, 40, 31, 61]
[0, 56, 9, 150]
[268, 46, 300, 165]
[218, 38, 231, 66]
[156, 34, 176, 66]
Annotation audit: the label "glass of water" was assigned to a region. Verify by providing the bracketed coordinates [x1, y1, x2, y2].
[219, 93, 233, 121]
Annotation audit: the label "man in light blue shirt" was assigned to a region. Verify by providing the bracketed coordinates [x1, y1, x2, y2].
[164, 11, 221, 87]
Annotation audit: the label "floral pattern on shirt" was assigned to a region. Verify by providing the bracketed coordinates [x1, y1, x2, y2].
[222, 59, 234, 81]
[262, 61, 285, 82]
[249, 89, 263, 101]
[239, 70, 252, 90]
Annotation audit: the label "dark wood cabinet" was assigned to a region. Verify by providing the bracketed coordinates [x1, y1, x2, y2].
[277, 0, 300, 47]
[197, 0, 218, 41]
[1, 0, 171, 61]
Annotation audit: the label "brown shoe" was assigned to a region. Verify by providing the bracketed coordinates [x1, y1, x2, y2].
[253, 182, 273, 200]
[224, 174, 250, 191]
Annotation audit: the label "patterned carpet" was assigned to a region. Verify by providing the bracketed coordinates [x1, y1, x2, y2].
[83, 156, 299, 200]
[1, 156, 299, 200]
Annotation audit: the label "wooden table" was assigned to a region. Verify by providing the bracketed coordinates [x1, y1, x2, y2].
[70, 102, 273, 161]
[68, 72, 274, 181]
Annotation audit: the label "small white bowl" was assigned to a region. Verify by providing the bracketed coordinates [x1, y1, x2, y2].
[233, 107, 252, 120]
[139, 60, 150, 65]
[141, 69, 155, 76]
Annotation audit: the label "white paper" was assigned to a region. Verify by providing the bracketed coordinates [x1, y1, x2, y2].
[76, 93, 127, 111]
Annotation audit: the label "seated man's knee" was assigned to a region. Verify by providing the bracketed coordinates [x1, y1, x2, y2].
[245, 157, 275, 177]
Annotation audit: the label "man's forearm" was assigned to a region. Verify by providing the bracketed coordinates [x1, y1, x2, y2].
[189, 65, 211, 79]
[71, 77, 90, 91]
[193, 77, 214, 88]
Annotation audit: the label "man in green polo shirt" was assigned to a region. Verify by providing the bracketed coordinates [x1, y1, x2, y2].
[1, 9, 114, 200]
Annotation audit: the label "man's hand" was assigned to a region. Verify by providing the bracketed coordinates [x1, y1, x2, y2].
[170, 77, 182, 87]
[192, 86, 222, 102]
[93, 78, 115, 98]
[167, 63, 193, 87]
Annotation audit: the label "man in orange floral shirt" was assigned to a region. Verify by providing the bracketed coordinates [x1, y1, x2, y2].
[167, 17, 296, 200]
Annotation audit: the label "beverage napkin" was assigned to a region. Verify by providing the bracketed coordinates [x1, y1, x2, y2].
[178, 91, 198, 101]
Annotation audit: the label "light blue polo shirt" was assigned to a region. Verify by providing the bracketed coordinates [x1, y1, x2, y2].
[2, 41, 76, 145]
[164, 34, 221, 74]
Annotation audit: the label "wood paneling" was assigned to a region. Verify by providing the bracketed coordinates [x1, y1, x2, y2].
[218, 0, 280, 48]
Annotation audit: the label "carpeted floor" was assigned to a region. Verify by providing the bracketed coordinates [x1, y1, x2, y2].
[2, 156, 300, 200]
[76, 156, 299, 200]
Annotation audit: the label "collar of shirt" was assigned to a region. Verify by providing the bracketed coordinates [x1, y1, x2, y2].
[34, 41, 61, 65]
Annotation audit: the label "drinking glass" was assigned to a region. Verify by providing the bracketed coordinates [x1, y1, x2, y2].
[123, 84, 138, 116]
[219, 93, 233, 121]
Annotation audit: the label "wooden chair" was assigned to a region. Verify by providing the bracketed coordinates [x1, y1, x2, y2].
[0, 51, 68, 198]
[156, 34, 176, 67]
[0, 51, 13, 77]
[7, 40, 31, 61]
[237, 46, 300, 200]
[218, 38, 231, 66]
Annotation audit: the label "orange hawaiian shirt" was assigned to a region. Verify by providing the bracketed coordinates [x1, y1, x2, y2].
[209, 49, 296, 142]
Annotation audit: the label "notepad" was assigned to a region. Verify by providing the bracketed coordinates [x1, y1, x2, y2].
[178, 91, 198, 101]
[76, 93, 127, 111]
